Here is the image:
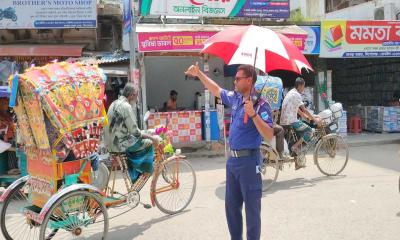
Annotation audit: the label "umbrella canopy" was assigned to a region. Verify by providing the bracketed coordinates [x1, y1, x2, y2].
[201, 25, 313, 74]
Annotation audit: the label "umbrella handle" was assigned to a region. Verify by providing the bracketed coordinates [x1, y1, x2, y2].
[243, 46, 258, 125]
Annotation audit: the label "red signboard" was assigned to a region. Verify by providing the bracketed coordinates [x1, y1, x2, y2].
[346, 21, 400, 44]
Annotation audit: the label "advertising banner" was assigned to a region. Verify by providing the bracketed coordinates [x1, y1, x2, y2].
[138, 31, 306, 52]
[0, 0, 97, 29]
[320, 20, 400, 58]
[300, 26, 320, 55]
[140, 0, 289, 19]
[138, 31, 216, 52]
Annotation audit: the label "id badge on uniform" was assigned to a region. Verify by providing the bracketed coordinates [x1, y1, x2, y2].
[256, 165, 261, 174]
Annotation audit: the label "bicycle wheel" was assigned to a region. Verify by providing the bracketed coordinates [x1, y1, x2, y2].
[260, 144, 280, 192]
[315, 134, 349, 176]
[153, 159, 196, 215]
[39, 190, 108, 240]
[0, 180, 39, 240]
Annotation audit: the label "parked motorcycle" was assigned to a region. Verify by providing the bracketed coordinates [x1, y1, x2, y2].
[0, 7, 18, 22]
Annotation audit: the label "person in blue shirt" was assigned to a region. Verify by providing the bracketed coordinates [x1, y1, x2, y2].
[185, 63, 274, 240]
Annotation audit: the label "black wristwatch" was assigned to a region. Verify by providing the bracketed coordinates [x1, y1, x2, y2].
[250, 113, 257, 119]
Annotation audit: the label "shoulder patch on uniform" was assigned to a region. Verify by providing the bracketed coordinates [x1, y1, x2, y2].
[227, 91, 234, 97]
[260, 111, 269, 121]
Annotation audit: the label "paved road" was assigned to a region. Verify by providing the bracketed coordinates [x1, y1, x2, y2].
[102, 143, 400, 240]
[1, 144, 399, 239]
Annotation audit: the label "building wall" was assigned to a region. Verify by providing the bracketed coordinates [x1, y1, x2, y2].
[325, 0, 400, 20]
[144, 56, 234, 110]
[290, 0, 325, 20]
[292, 0, 400, 20]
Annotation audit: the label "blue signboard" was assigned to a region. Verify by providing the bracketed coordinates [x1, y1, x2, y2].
[300, 26, 321, 55]
[0, 0, 97, 29]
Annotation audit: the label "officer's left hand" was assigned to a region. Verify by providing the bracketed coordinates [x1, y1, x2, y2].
[244, 99, 256, 117]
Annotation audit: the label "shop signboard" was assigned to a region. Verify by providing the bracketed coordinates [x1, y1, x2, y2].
[139, 0, 289, 19]
[138, 31, 306, 52]
[320, 20, 400, 58]
[0, 0, 97, 29]
[138, 31, 216, 52]
[300, 26, 320, 55]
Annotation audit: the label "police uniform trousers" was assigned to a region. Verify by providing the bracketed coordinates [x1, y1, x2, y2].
[225, 151, 262, 240]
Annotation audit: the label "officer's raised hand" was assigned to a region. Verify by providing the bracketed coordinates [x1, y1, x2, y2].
[185, 62, 200, 77]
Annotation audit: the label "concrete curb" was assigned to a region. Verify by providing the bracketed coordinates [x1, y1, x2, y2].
[183, 139, 400, 158]
[348, 139, 400, 147]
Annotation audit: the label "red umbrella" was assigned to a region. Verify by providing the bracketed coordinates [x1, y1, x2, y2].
[201, 25, 313, 74]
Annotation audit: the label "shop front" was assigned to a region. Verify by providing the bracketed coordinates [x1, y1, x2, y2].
[320, 20, 400, 133]
[136, 23, 308, 144]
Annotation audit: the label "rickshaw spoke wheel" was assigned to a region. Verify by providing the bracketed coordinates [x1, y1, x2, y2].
[0, 180, 39, 240]
[260, 143, 280, 192]
[39, 190, 108, 240]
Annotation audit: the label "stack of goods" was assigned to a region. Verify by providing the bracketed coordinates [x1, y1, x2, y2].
[359, 106, 369, 130]
[367, 106, 400, 132]
[337, 110, 348, 137]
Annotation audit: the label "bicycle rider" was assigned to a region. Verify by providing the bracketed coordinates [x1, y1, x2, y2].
[280, 77, 320, 169]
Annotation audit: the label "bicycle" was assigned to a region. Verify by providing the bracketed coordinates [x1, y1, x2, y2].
[260, 107, 349, 191]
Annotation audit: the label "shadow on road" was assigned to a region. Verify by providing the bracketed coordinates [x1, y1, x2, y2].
[397, 212, 400, 217]
[214, 175, 346, 200]
[214, 181, 226, 201]
[263, 175, 346, 195]
[107, 210, 190, 239]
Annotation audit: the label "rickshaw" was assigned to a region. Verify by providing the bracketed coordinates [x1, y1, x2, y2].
[0, 62, 196, 240]
[252, 76, 349, 191]
[260, 103, 349, 191]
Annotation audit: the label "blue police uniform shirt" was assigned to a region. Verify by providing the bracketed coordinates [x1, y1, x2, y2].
[220, 89, 273, 150]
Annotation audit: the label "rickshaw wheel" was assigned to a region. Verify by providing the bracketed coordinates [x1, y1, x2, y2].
[39, 190, 108, 240]
[0, 180, 37, 240]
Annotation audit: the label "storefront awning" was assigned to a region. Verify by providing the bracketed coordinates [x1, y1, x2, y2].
[136, 24, 307, 36]
[101, 65, 129, 76]
[0, 44, 85, 57]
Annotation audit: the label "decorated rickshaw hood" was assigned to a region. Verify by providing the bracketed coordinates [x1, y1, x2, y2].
[10, 62, 107, 131]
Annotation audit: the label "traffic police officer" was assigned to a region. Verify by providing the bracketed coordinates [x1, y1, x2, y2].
[185, 63, 274, 240]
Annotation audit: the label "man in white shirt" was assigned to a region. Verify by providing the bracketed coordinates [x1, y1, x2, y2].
[280, 77, 319, 168]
